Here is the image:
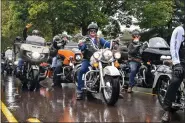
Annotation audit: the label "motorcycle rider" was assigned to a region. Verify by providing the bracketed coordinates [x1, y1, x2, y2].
[161, 18, 185, 122]
[52, 34, 69, 86]
[127, 30, 142, 93]
[76, 22, 110, 100]
[17, 23, 45, 75]
[4, 47, 14, 71]
[5, 47, 14, 60]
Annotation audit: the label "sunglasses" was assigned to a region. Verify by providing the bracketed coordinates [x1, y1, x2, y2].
[89, 29, 97, 32]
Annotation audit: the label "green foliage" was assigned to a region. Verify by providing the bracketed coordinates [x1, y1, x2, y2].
[1, 0, 184, 50]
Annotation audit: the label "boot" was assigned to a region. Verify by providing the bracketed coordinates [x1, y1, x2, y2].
[161, 111, 171, 123]
[127, 87, 132, 93]
[76, 93, 83, 100]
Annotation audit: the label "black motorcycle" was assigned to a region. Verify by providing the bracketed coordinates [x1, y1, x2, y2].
[123, 37, 171, 89]
[5, 55, 14, 75]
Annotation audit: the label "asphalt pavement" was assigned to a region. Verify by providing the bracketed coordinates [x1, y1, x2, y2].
[1, 75, 185, 122]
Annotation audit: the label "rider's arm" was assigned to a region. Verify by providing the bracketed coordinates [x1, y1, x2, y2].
[170, 27, 184, 65]
[78, 42, 87, 51]
[128, 43, 140, 55]
[23, 27, 28, 41]
[100, 38, 110, 48]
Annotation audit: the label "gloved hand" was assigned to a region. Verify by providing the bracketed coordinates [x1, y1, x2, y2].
[26, 23, 32, 28]
[173, 63, 184, 78]
[135, 45, 141, 50]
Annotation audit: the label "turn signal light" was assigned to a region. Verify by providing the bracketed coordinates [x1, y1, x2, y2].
[93, 62, 99, 68]
[114, 61, 120, 68]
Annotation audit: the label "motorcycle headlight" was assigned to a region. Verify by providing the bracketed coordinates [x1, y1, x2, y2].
[8, 57, 12, 61]
[103, 50, 113, 60]
[93, 52, 101, 60]
[75, 55, 82, 61]
[32, 52, 41, 59]
[9, 63, 13, 65]
[14, 61, 18, 65]
[114, 52, 121, 59]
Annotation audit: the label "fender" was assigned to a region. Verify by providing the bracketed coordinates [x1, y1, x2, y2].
[103, 66, 120, 76]
[152, 65, 172, 89]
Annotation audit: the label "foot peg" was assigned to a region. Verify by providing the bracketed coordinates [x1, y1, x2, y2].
[172, 103, 185, 109]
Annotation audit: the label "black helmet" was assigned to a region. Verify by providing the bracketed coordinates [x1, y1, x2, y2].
[87, 22, 98, 31]
[32, 30, 40, 36]
[179, 15, 185, 25]
[132, 30, 140, 37]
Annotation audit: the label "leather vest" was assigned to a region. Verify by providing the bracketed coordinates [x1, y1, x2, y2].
[83, 38, 102, 60]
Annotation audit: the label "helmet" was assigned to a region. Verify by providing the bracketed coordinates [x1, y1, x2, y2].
[32, 30, 40, 36]
[87, 22, 98, 31]
[132, 30, 140, 38]
[58, 34, 62, 38]
[7, 47, 11, 50]
[15, 36, 22, 41]
[61, 33, 68, 38]
[179, 15, 185, 25]
[53, 35, 61, 42]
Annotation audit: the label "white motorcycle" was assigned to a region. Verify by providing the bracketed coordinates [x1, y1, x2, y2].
[18, 36, 50, 91]
[75, 38, 121, 105]
[152, 56, 185, 112]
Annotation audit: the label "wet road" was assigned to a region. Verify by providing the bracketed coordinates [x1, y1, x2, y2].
[1, 75, 185, 122]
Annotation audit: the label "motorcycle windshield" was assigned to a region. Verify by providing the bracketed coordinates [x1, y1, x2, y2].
[26, 36, 46, 46]
[148, 37, 169, 48]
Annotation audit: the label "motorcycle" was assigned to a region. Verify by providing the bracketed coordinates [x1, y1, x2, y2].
[153, 56, 185, 112]
[75, 38, 121, 105]
[1, 53, 5, 74]
[18, 36, 50, 91]
[5, 55, 14, 75]
[74, 39, 124, 93]
[123, 37, 171, 90]
[54, 47, 82, 83]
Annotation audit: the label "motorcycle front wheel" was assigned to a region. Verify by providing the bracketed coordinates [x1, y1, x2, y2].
[102, 75, 120, 106]
[28, 69, 40, 91]
[157, 76, 180, 112]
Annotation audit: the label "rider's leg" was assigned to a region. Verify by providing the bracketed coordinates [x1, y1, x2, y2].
[128, 61, 140, 92]
[17, 58, 24, 72]
[162, 64, 185, 122]
[53, 59, 62, 86]
[51, 56, 57, 70]
[76, 59, 90, 100]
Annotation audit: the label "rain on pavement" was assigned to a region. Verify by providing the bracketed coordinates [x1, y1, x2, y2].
[1, 75, 185, 122]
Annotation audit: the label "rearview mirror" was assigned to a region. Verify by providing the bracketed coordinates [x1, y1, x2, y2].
[46, 42, 52, 46]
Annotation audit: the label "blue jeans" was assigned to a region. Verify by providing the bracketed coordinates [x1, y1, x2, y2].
[17, 58, 24, 70]
[53, 59, 62, 83]
[129, 61, 140, 87]
[77, 59, 90, 93]
[51, 57, 57, 68]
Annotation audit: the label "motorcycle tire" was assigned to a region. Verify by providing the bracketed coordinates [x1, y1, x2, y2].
[102, 75, 120, 106]
[157, 76, 180, 113]
[29, 69, 40, 91]
[21, 81, 28, 90]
